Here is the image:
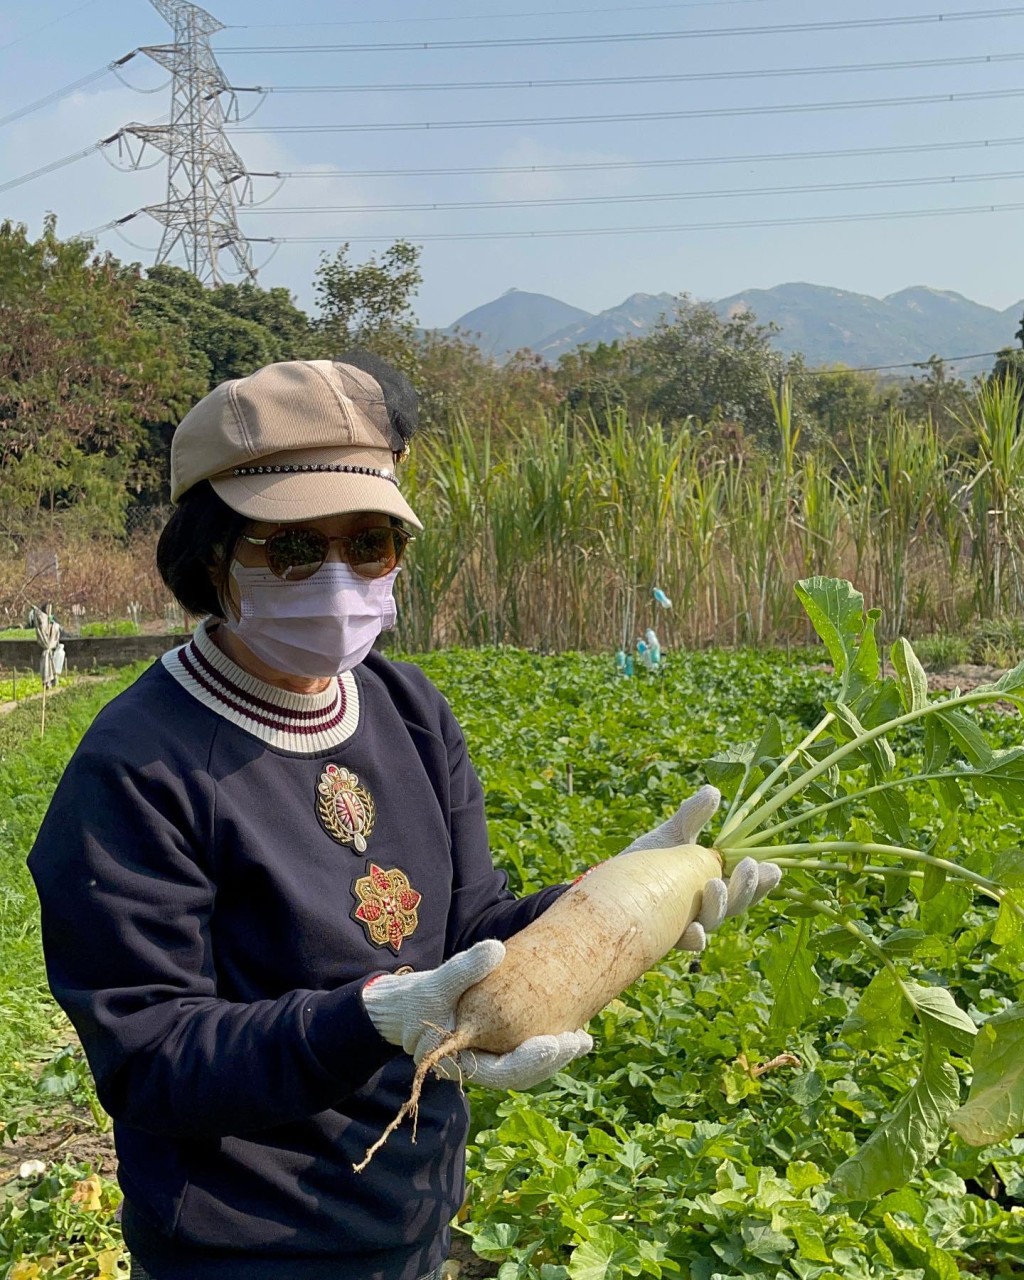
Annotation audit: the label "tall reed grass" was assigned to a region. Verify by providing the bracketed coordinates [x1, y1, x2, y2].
[4, 379, 1023, 653]
[396, 378, 1024, 651]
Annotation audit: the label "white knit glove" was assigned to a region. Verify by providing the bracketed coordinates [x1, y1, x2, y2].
[620, 784, 782, 952]
[362, 939, 593, 1089]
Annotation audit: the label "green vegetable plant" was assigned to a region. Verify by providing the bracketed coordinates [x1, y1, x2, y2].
[706, 576, 1024, 1199]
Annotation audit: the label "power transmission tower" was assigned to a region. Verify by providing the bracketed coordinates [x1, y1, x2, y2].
[119, 0, 257, 283]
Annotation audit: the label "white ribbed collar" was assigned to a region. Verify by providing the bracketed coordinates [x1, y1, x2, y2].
[161, 619, 360, 754]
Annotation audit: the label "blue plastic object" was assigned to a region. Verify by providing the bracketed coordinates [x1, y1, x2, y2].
[652, 587, 673, 609]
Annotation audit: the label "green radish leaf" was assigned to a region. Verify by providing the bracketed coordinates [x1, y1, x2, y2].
[831, 1034, 959, 1200]
[705, 744, 754, 800]
[951, 1004, 1024, 1146]
[935, 708, 993, 768]
[829, 702, 895, 777]
[849, 607, 884, 705]
[993, 889, 1024, 960]
[841, 968, 910, 1049]
[881, 929, 929, 956]
[852, 677, 903, 731]
[921, 860, 948, 901]
[992, 849, 1024, 886]
[932, 775, 965, 819]
[794, 577, 879, 702]
[813, 925, 866, 957]
[883, 872, 908, 909]
[882, 1214, 962, 1280]
[567, 1224, 637, 1279]
[753, 713, 784, 767]
[867, 787, 912, 845]
[919, 880, 973, 935]
[761, 920, 821, 1031]
[976, 656, 1024, 705]
[924, 718, 951, 773]
[891, 638, 929, 713]
[903, 983, 978, 1056]
[970, 747, 1024, 811]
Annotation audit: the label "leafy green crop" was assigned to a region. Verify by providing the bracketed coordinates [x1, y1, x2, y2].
[703, 577, 1024, 1201]
[411, 583, 1023, 1278]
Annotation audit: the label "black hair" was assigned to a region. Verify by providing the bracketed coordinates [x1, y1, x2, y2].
[156, 482, 250, 620]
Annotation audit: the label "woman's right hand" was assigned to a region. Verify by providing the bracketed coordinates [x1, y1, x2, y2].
[362, 940, 591, 1090]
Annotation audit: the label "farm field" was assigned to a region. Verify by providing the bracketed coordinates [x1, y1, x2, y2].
[0, 616, 1022, 1278]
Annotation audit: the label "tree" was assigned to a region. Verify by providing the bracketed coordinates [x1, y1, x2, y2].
[415, 330, 559, 436]
[553, 341, 631, 424]
[313, 240, 422, 369]
[0, 218, 198, 540]
[615, 298, 788, 439]
[791, 362, 896, 449]
[896, 356, 971, 441]
[136, 265, 309, 388]
[207, 280, 314, 362]
[989, 310, 1024, 408]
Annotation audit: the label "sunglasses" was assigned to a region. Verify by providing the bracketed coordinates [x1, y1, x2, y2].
[241, 524, 414, 582]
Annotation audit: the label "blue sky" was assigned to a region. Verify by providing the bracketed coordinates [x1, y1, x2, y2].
[2, 0, 1024, 328]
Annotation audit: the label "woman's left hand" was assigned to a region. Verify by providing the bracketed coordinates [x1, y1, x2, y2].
[619, 784, 782, 953]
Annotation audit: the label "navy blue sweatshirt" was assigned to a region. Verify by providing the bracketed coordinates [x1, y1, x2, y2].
[27, 624, 566, 1279]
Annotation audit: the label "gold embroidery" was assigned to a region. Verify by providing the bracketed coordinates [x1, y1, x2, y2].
[316, 764, 375, 852]
[353, 865, 422, 952]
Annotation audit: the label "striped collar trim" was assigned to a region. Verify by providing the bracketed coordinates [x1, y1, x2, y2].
[161, 619, 360, 754]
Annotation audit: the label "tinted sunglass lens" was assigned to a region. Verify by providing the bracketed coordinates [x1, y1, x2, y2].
[348, 528, 408, 578]
[267, 529, 329, 580]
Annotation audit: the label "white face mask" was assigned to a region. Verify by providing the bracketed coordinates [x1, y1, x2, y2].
[225, 562, 399, 678]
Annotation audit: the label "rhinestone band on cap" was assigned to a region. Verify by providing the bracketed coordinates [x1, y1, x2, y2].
[231, 463, 399, 487]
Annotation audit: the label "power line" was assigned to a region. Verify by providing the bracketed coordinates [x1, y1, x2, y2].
[13, 129, 1024, 202]
[254, 50, 1024, 96]
[230, 86, 1024, 135]
[0, 54, 138, 129]
[218, 6, 1024, 54]
[802, 352, 1004, 376]
[239, 198, 1024, 244]
[0, 143, 104, 193]
[240, 167, 1024, 216]
[226, 0, 790, 31]
[265, 134, 1024, 181]
[0, 0, 103, 53]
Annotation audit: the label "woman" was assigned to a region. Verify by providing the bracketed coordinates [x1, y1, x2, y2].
[28, 355, 777, 1280]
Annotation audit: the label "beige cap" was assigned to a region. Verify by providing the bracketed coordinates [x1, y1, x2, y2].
[170, 359, 422, 530]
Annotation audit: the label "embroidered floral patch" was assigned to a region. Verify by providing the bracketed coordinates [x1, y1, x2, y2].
[352, 864, 422, 953]
[316, 764, 376, 852]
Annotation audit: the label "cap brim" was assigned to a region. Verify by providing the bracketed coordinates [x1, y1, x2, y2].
[209, 454, 423, 532]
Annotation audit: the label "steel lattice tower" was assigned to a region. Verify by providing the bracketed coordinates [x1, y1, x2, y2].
[123, 0, 256, 283]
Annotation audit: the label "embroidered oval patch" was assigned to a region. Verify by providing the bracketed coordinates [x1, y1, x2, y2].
[316, 763, 376, 852]
[352, 864, 422, 953]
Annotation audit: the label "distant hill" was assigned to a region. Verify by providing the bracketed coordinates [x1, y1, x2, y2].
[716, 283, 1023, 371]
[536, 292, 678, 360]
[443, 289, 590, 360]
[443, 283, 1024, 372]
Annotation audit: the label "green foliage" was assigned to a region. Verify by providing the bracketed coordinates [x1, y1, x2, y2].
[0, 218, 195, 539]
[0, 666, 145, 1117]
[0, 1160, 126, 1277]
[136, 265, 314, 389]
[2, 623, 1022, 1276]
[553, 299, 791, 439]
[312, 239, 422, 370]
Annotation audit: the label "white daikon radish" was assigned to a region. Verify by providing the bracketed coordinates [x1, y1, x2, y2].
[355, 842, 722, 1170]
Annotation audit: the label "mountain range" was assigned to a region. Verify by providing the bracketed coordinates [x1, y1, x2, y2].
[443, 283, 1024, 373]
